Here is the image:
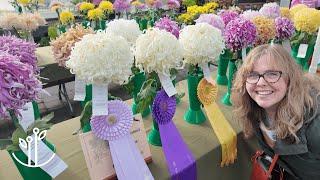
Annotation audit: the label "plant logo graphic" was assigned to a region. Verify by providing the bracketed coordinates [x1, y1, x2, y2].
[12, 128, 55, 167]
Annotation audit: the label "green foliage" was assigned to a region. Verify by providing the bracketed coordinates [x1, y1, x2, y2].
[291, 31, 317, 47]
[48, 25, 59, 40]
[39, 37, 50, 47]
[136, 78, 158, 113]
[80, 101, 92, 129]
[182, 0, 197, 7]
[122, 64, 141, 95]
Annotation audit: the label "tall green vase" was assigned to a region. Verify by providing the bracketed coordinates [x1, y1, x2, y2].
[147, 118, 162, 146]
[99, 20, 106, 30]
[32, 101, 40, 120]
[81, 85, 92, 107]
[132, 72, 150, 117]
[291, 44, 315, 71]
[217, 49, 232, 85]
[222, 59, 237, 106]
[184, 73, 206, 124]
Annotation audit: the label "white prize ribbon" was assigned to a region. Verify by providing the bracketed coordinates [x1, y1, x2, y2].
[309, 29, 320, 74]
[297, 44, 308, 58]
[74, 75, 86, 101]
[158, 72, 177, 97]
[92, 84, 108, 116]
[19, 102, 35, 131]
[241, 48, 247, 61]
[200, 62, 214, 84]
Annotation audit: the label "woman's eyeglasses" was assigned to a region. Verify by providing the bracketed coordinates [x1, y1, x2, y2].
[246, 71, 283, 84]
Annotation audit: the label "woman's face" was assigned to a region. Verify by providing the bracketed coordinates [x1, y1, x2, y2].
[245, 55, 288, 113]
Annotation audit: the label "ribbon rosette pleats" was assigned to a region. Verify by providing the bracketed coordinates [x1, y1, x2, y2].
[152, 90, 197, 180]
[197, 79, 237, 167]
[90, 100, 154, 180]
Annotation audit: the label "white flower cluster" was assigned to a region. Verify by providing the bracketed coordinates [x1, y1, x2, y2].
[135, 28, 183, 75]
[106, 19, 142, 46]
[179, 23, 225, 65]
[66, 31, 133, 85]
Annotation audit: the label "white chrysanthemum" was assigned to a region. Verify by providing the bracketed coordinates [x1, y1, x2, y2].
[241, 10, 262, 21]
[106, 19, 142, 46]
[66, 31, 133, 85]
[135, 28, 183, 75]
[179, 23, 225, 65]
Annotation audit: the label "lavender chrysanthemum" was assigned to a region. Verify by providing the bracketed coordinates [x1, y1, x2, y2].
[0, 52, 42, 118]
[259, 2, 280, 19]
[152, 89, 176, 125]
[113, 0, 131, 13]
[154, 17, 180, 38]
[90, 100, 133, 141]
[0, 35, 38, 73]
[167, 0, 180, 9]
[218, 10, 239, 26]
[240, 10, 262, 21]
[275, 17, 295, 40]
[195, 14, 225, 32]
[223, 17, 257, 52]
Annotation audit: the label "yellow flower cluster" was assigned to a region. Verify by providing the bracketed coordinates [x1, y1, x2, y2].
[289, 4, 308, 17]
[280, 7, 292, 19]
[252, 16, 276, 45]
[293, 8, 320, 34]
[59, 11, 75, 25]
[17, 0, 30, 5]
[88, 8, 104, 21]
[99, 1, 113, 13]
[80, 2, 95, 12]
[131, 0, 143, 7]
[177, 2, 219, 24]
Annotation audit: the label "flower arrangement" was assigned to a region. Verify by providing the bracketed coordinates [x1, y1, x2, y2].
[218, 10, 239, 26]
[241, 10, 262, 21]
[154, 17, 180, 38]
[113, 0, 131, 13]
[51, 25, 94, 67]
[179, 23, 225, 65]
[88, 8, 105, 21]
[177, 4, 218, 25]
[106, 19, 142, 45]
[289, 4, 308, 17]
[79, 2, 95, 15]
[0, 12, 46, 31]
[59, 11, 75, 25]
[99, 0, 113, 16]
[66, 31, 133, 85]
[223, 17, 257, 52]
[259, 2, 280, 19]
[0, 52, 42, 118]
[274, 17, 295, 41]
[252, 16, 276, 45]
[195, 14, 225, 32]
[135, 28, 183, 75]
[0, 35, 38, 72]
[293, 7, 320, 34]
[203, 2, 219, 13]
[280, 7, 292, 19]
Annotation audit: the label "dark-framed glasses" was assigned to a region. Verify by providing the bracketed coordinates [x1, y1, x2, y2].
[246, 71, 283, 84]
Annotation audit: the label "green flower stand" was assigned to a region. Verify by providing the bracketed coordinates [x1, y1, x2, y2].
[217, 49, 232, 86]
[222, 59, 237, 106]
[132, 72, 150, 118]
[184, 73, 206, 125]
[291, 44, 315, 71]
[147, 119, 162, 146]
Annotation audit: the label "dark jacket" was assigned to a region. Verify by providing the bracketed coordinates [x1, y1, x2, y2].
[255, 103, 320, 179]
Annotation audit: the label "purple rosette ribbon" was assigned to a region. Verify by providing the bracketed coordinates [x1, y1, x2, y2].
[90, 100, 154, 180]
[152, 90, 197, 180]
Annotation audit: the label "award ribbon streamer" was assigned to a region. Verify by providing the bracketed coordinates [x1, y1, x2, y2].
[197, 79, 237, 167]
[152, 90, 197, 180]
[90, 100, 154, 180]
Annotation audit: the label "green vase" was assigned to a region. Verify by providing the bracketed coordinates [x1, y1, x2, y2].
[291, 44, 315, 71]
[217, 49, 232, 85]
[222, 59, 237, 106]
[81, 20, 90, 28]
[81, 85, 92, 107]
[184, 73, 206, 124]
[58, 26, 66, 33]
[8, 140, 56, 180]
[82, 122, 92, 133]
[99, 20, 106, 30]
[32, 101, 40, 120]
[139, 19, 148, 31]
[132, 72, 150, 118]
[147, 119, 162, 146]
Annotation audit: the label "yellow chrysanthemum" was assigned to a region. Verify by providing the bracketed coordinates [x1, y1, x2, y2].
[99, 1, 113, 13]
[252, 16, 276, 45]
[50, 2, 64, 12]
[80, 2, 95, 12]
[203, 2, 219, 13]
[17, 0, 30, 5]
[88, 8, 104, 21]
[293, 8, 320, 34]
[280, 7, 292, 19]
[59, 11, 75, 25]
[131, 0, 143, 6]
[289, 4, 308, 17]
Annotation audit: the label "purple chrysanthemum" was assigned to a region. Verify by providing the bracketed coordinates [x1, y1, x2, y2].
[195, 14, 225, 33]
[113, 0, 131, 13]
[0, 35, 38, 73]
[223, 17, 257, 52]
[218, 10, 239, 26]
[90, 100, 133, 141]
[0, 52, 42, 118]
[259, 2, 280, 19]
[167, 0, 180, 9]
[152, 89, 176, 125]
[275, 17, 295, 41]
[154, 17, 180, 38]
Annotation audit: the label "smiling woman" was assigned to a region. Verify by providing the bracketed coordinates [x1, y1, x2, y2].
[232, 44, 320, 180]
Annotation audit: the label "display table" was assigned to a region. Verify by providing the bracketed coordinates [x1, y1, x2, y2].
[0, 77, 257, 180]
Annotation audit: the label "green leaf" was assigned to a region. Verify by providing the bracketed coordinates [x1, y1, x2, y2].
[80, 101, 92, 129]
[11, 126, 27, 147]
[0, 139, 13, 150]
[6, 144, 20, 152]
[136, 79, 157, 113]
